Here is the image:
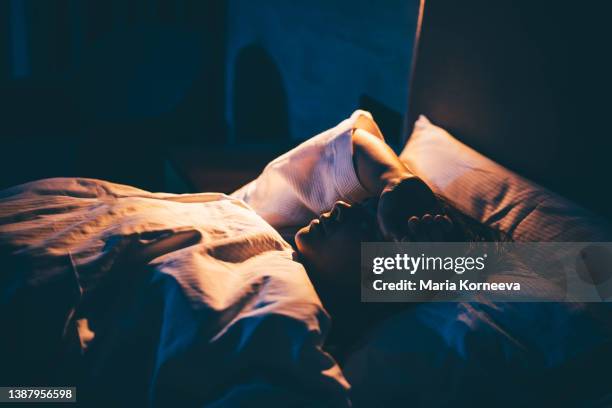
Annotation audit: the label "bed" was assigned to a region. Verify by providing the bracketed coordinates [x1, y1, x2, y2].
[2, 2, 612, 407]
[341, 2, 612, 407]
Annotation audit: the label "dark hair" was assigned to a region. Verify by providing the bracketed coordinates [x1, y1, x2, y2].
[356, 194, 511, 244]
[435, 195, 512, 243]
[311, 196, 519, 357]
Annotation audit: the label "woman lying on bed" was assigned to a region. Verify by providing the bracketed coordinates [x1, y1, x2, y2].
[232, 110, 506, 350]
[0, 110, 504, 406]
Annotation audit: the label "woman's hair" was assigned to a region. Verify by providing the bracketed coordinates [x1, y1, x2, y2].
[434, 195, 527, 276]
[358, 194, 519, 280]
[357, 194, 511, 244]
[435, 195, 512, 243]
[313, 196, 519, 357]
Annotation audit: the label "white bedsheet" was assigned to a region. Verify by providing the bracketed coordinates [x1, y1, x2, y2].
[0, 110, 379, 406]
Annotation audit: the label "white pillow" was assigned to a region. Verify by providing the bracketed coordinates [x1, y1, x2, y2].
[399, 115, 611, 241]
[343, 117, 612, 406]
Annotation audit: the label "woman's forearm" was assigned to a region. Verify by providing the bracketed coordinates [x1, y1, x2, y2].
[352, 127, 441, 240]
[351, 128, 416, 196]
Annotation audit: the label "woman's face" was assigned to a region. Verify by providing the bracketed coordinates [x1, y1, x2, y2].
[295, 201, 378, 286]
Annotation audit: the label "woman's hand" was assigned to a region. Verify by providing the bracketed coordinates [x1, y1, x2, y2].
[403, 213, 454, 242]
[377, 177, 441, 241]
[351, 126, 440, 241]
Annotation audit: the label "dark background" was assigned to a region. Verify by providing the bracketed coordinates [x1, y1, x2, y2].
[408, 1, 612, 219]
[1, 0, 611, 219]
[0, 0, 418, 192]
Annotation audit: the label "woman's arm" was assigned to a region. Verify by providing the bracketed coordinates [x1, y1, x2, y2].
[352, 128, 439, 241]
[231, 110, 379, 228]
[351, 128, 413, 196]
[230, 110, 437, 232]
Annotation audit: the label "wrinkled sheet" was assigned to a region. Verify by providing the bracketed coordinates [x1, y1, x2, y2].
[0, 177, 349, 406]
[1, 111, 384, 406]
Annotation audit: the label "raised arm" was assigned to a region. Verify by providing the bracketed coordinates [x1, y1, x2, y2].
[351, 127, 411, 196]
[231, 110, 437, 232]
[351, 128, 439, 241]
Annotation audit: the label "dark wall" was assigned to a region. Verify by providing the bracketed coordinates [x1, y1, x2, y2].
[226, 0, 421, 147]
[409, 0, 612, 218]
[1, 0, 422, 191]
[0, 0, 226, 191]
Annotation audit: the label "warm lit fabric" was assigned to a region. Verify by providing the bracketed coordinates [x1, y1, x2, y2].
[231, 110, 376, 227]
[400, 115, 612, 242]
[0, 110, 377, 406]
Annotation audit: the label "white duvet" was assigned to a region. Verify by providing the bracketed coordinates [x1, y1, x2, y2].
[0, 111, 378, 406]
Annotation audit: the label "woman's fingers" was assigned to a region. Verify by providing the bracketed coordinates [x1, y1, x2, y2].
[403, 213, 454, 242]
[419, 214, 434, 241]
[405, 216, 420, 241]
[429, 220, 445, 242]
[437, 215, 454, 233]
